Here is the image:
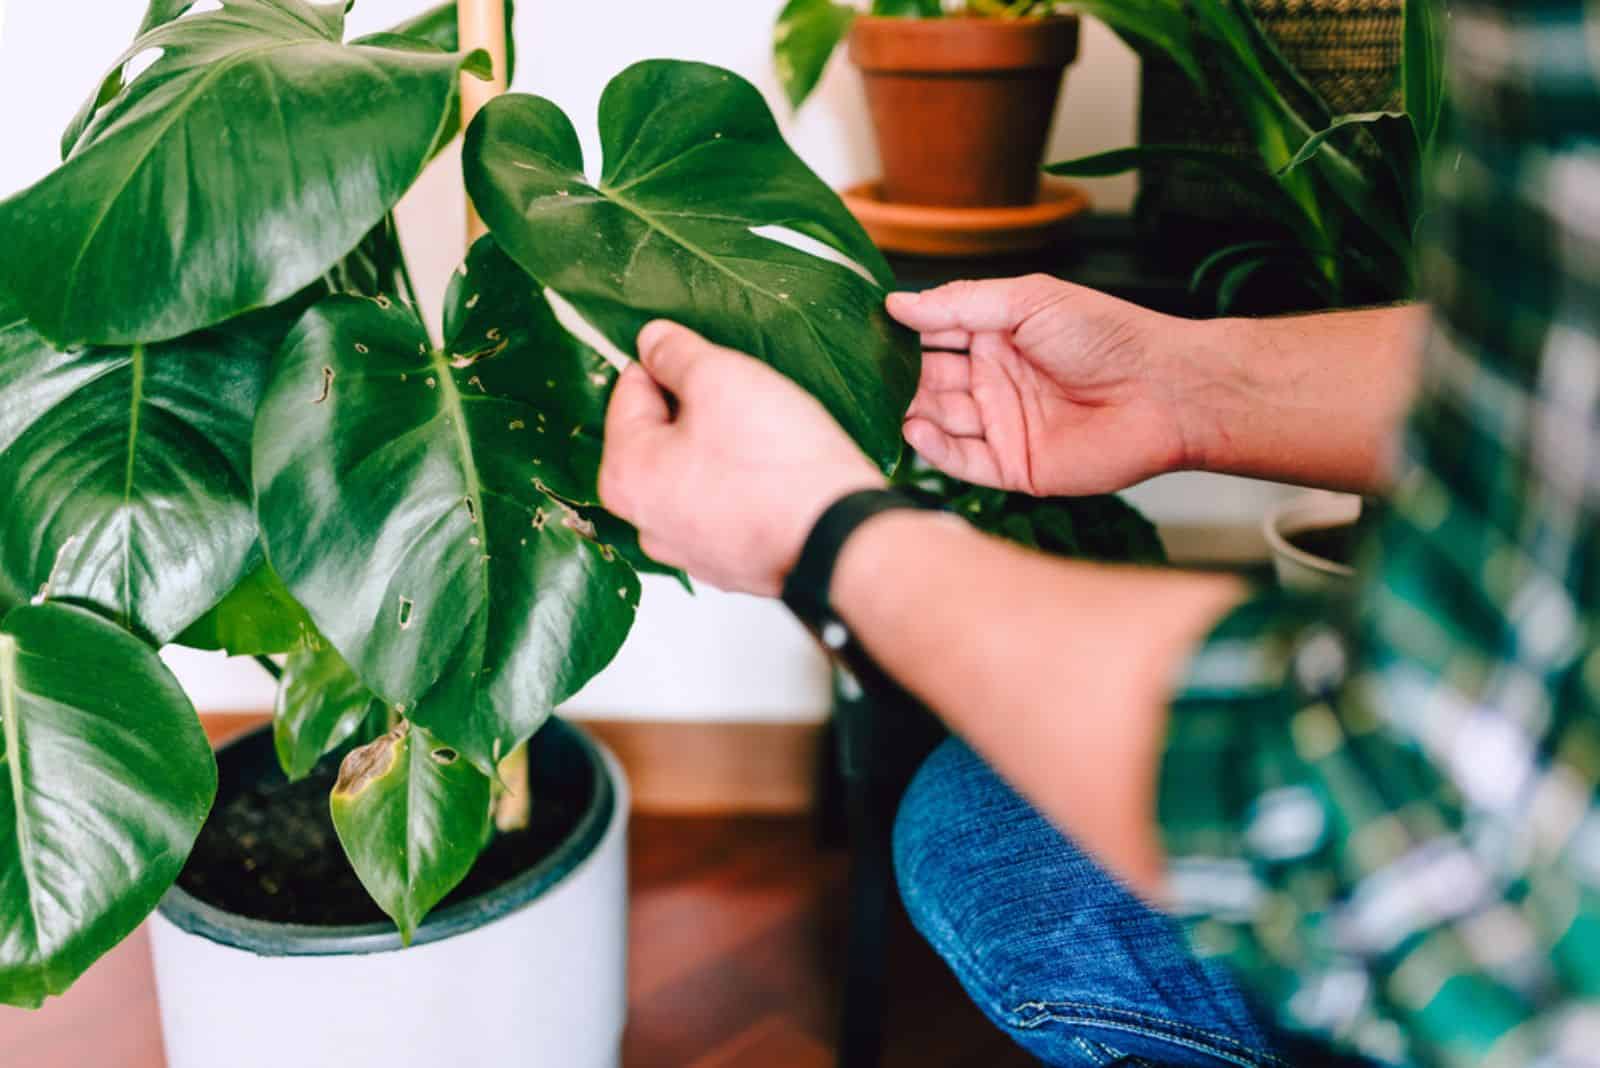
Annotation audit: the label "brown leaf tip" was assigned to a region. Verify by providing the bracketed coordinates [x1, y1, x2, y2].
[334, 722, 409, 798]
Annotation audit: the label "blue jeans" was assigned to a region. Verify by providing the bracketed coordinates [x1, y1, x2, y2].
[893, 739, 1364, 1068]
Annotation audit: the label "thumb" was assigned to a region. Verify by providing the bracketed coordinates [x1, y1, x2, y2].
[605, 361, 670, 440]
[886, 275, 1064, 334]
[636, 319, 725, 394]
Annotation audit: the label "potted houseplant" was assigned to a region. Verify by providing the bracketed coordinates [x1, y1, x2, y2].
[1049, 0, 1446, 312]
[0, 0, 927, 1062]
[772, 1, 1203, 252]
[776, 0, 1083, 208]
[1047, 0, 1446, 580]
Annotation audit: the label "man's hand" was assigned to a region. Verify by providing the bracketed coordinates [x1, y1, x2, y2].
[598, 321, 885, 598]
[888, 274, 1196, 497]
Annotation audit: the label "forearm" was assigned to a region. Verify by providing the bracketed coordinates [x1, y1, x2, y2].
[830, 511, 1244, 895]
[1178, 305, 1427, 493]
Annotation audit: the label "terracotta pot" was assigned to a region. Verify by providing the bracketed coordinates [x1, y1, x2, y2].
[848, 15, 1080, 209]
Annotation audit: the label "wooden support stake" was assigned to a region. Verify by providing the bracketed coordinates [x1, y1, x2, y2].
[458, 0, 529, 830]
[458, 0, 509, 242]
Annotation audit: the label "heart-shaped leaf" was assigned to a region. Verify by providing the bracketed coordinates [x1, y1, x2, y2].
[330, 720, 490, 944]
[0, 602, 215, 1007]
[275, 642, 377, 782]
[254, 256, 640, 775]
[3, 0, 488, 347]
[463, 60, 919, 473]
[0, 313, 276, 644]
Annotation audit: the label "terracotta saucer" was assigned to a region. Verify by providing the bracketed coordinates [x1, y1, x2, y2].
[841, 179, 1090, 258]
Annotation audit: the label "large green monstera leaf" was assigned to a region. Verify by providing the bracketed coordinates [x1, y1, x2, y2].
[329, 720, 490, 944]
[254, 244, 639, 775]
[0, 312, 277, 644]
[463, 60, 919, 473]
[1, 0, 489, 347]
[0, 602, 215, 1008]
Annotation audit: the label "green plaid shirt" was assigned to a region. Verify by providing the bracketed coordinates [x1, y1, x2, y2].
[1158, 3, 1600, 1065]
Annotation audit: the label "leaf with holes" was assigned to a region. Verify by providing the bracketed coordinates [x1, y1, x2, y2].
[463, 60, 918, 473]
[253, 271, 639, 776]
[0, 602, 215, 1007]
[4, 0, 489, 347]
[275, 642, 377, 782]
[0, 312, 276, 644]
[329, 720, 490, 944]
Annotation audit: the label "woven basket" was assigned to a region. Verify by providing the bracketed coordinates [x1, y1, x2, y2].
[1137, 0, 1401, 233]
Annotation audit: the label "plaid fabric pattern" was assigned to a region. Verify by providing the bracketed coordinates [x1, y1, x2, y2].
[1158, 3, 1600, 1065]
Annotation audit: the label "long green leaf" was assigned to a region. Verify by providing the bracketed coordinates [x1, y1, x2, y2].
[1047, 144, 1319, 247]
[1402, 0, 1446, 151]
[3, 0, 488, 347]
[0, 314, 277, 644]
[464, 61, 918, 473]
[1277, 111, 1414, 176]
[1060, 0, 1203, 87]
[254, 243, 640, 775]
[871, 0, 943, 16]
[1215, 255, 1277, 312]
[0, 602, 215, 1007]
[330, 720, 490, 944]
[774, 0, 856, 110]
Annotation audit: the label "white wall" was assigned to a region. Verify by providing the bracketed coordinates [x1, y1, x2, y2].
[0, 1, 1276, 722]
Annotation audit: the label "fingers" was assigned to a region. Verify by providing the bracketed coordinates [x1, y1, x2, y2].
[886, 274, 1063, 335]
[903, 418, 1003, 487]
[906, 388, 982, 437]
[600, 363, 672, 519]
[918, 351, 971, 392]
[921, 329, 972, 352]
[637, 319, 723, 394]
[605, 362, 670, 438]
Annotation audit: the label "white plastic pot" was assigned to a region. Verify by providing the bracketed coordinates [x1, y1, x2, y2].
[148, 718, 629, 1068]
[1263, 490, 1360, 593]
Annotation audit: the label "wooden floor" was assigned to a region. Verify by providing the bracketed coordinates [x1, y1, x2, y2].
[0, 815, 1035, 1067]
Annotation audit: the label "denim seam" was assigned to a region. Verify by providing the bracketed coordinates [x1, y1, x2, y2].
[1073, 1035, 1137, 1067]
[1008, 1000, 1292, 1068]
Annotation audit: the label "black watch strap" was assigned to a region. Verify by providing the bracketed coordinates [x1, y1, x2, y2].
[781, 487, 941, 642]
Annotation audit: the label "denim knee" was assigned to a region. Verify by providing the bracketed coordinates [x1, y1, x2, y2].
[893, 738, 1297, 1068]
[893, 738, 1019, 1009]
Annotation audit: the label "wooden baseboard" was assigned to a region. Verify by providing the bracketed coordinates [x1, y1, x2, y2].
[198, 713, 825, 816]
[581, 718, 823, 815]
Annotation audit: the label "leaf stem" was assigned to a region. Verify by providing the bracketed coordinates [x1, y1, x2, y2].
[392, 217, 427, 322]
[253, 655, 283, 683]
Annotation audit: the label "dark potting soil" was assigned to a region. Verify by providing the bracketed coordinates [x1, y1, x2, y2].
[1286, 523, 1359, 567]
[177, 763, 585, 927]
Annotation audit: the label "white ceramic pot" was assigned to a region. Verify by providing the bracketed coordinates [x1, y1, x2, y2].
[1262, 490, 1360, 593]
[149, 719, 629, 1068]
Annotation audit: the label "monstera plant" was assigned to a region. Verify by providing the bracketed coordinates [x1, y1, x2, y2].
[0, 0, 1166, 1010]
[0, 0, 921, 1008]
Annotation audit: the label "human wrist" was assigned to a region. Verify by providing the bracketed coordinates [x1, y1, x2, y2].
[1168, 315, 1261, 476]
[829, 508, 968, 626]
[775, 468, 887, 589]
